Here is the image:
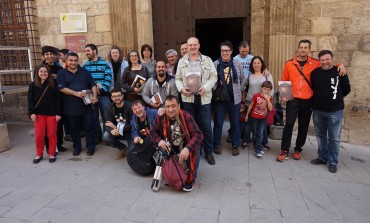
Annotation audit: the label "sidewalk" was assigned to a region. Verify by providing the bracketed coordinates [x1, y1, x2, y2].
[0, 122, 369, 223]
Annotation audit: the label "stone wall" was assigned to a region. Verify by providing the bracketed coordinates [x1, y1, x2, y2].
[251, 0, 370, 146]
[35, 0, 113, 62]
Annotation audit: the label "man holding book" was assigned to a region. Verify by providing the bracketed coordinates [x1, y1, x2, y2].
[175, 37, 218, 165]
[142, 60, 178, 109]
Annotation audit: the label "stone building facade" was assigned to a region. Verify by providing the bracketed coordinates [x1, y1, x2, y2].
[2, 0, 369, 145]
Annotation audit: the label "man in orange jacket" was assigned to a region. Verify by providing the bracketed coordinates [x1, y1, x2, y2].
[276, 39, 346, 162]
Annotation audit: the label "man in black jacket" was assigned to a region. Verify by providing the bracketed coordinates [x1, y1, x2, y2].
[103, 88, 133, 160]
[310, 50, 351, 173]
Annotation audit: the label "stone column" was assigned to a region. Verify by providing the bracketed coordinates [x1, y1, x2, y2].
[268, 0, 296, 86]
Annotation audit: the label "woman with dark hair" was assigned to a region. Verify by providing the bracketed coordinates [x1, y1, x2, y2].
[116, 50, 150, 102]
[140, 44, 156, 76]
[241, 56, 274, 150]
[108, 46, 129, 87]
[28, 64, 61, 164]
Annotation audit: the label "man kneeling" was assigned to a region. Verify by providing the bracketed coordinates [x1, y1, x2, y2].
[103, 88, 133, 159]
[150, 95, 203, 192]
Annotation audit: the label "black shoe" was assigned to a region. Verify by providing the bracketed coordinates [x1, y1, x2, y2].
[183, 183, 193, 192]
[86, 149, 95, 156]
[33, 157, 43, 164]
[213, 146, 222, 155]
[64, 135, 73, 142]
[329, 164, 337, 173]
[311, 158, 327, 165]
[57, 145, 68, 152]
[205, 154, 215, 165]
[49, 157, 56, 163]
[73, 150, 81, 156]
[232, 147, 240, 156]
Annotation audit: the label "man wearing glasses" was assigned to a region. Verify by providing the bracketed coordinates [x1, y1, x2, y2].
[103, 88, 133, 160]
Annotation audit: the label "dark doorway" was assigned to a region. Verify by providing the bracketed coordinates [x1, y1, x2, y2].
[195, 18, 244, 61]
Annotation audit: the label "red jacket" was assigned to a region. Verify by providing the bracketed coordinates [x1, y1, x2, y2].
[282, 55, 320, 99]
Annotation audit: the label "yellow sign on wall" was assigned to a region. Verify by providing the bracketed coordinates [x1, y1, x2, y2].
[60, 13, 87, 33]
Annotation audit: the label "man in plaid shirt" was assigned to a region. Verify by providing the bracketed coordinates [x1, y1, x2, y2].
[150, 95, 203, 192]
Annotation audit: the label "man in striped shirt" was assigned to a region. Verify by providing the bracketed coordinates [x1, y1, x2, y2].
[83, 43, 113, 144]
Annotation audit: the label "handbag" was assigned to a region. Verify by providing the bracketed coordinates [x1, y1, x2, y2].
[127, 137, 156, 176]
[212, 72, 230, 103]
[266, 108, 276, 125]
[161, 154, 188, 191]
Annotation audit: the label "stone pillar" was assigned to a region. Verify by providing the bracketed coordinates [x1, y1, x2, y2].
[0, 123, 10, 152]
[268, 0, 296, 86]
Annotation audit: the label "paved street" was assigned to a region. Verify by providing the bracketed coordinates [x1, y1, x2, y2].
[0, 122, 369, 223]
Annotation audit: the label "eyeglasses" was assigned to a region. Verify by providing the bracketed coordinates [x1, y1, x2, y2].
[221, 50, 231, 53]
[130, 55, 138, 58]
[111, 95, 123, 98]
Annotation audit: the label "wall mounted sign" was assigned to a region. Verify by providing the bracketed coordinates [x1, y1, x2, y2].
[65, 36, 86, 52]
[60, 13, 87, 33]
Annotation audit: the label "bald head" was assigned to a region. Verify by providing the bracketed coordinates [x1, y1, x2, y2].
[187, 37, 200, 57]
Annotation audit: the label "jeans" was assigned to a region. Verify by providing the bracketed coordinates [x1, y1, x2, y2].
[103, 131, 133, 151]
[281, 98, 312, 152]
[251, 117, 266, 154]
[213, 101, 241, 147]
[66, 109, 95, 152]
[313, 109, 343, 165]
[183, 102, 213, 157]
[93, 95, 111, 139]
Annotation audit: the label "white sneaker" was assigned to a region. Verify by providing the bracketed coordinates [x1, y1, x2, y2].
[255, 153, 263, 157]
[260, 151, 264, 154]
[241, 143, 248, 150]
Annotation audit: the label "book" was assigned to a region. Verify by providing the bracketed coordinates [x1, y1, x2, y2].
[131, 75, 146, 88]
[150, 92, 163, 105]
[185, 72, 201, 93]
[82, 90, 93, 105]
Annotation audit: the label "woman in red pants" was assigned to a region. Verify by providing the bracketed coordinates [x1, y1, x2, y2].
[28, 64, 61, 163]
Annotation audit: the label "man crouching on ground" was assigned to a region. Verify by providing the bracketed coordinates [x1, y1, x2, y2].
[150, 95, 203, 192]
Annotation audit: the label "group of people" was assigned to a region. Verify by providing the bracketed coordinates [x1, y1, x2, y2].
[27, 37, 350, 192]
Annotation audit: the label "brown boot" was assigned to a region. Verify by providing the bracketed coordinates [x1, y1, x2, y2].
[115, 147, 128, 160]
[213, 146, 222, 155]
[231, 147, 240, 156]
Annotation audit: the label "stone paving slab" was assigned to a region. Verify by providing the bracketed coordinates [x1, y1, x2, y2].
[0, 122, 369, 223]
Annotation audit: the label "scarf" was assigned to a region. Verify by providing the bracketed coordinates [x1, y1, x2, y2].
[162, 109, 190, 144]
[217, 58, 238, 84]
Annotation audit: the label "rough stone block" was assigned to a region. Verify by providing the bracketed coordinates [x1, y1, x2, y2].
[322, 2, 342, 17]
[40, 35, 55, 48]
[332, 18, 349, 35]
[95, 15, 111, 32]
[300, 3, 321, 18]
[348, 17, 370, 34]
[338, 35, 361, 51]
[86, 32, 104, 45]
[342, 0, 364, 17]
[318, 35, 338, 51]
[103, 32, 112, 45]
[297, 19, 311, 35]
[362, 34, 370, 51]
[311, 18, 332, 35]
[0, 124, 10, 152]
[351, 51, 370, 67]
[97, 45, 112, 60]
[67, 4, 82, 13]
[333, 51, 349, 66]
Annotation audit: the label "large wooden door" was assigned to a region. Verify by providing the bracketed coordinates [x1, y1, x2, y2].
[152, 0, 251, 60]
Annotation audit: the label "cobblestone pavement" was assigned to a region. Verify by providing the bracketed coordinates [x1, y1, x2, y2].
[0, 122, 369, 223]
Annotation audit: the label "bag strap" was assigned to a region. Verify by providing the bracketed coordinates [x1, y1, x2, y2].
[293, 63, 312, 89]
[35, 85, 49, 109]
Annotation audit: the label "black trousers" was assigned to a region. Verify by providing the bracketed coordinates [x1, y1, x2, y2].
[281, 98, 312, 152]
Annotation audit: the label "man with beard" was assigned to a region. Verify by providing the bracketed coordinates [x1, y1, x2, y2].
[165, 49, 178, 76]
[83, 44, 112, 144]
[310, 50, 350, 173]
[41, 46, 67, 152]
[142, 60, 178, 109]
[57, 52, 97, 156]
[150, 95, 203, 192]
[103, 88, 133, 160]
[276, 40, 346, 162]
